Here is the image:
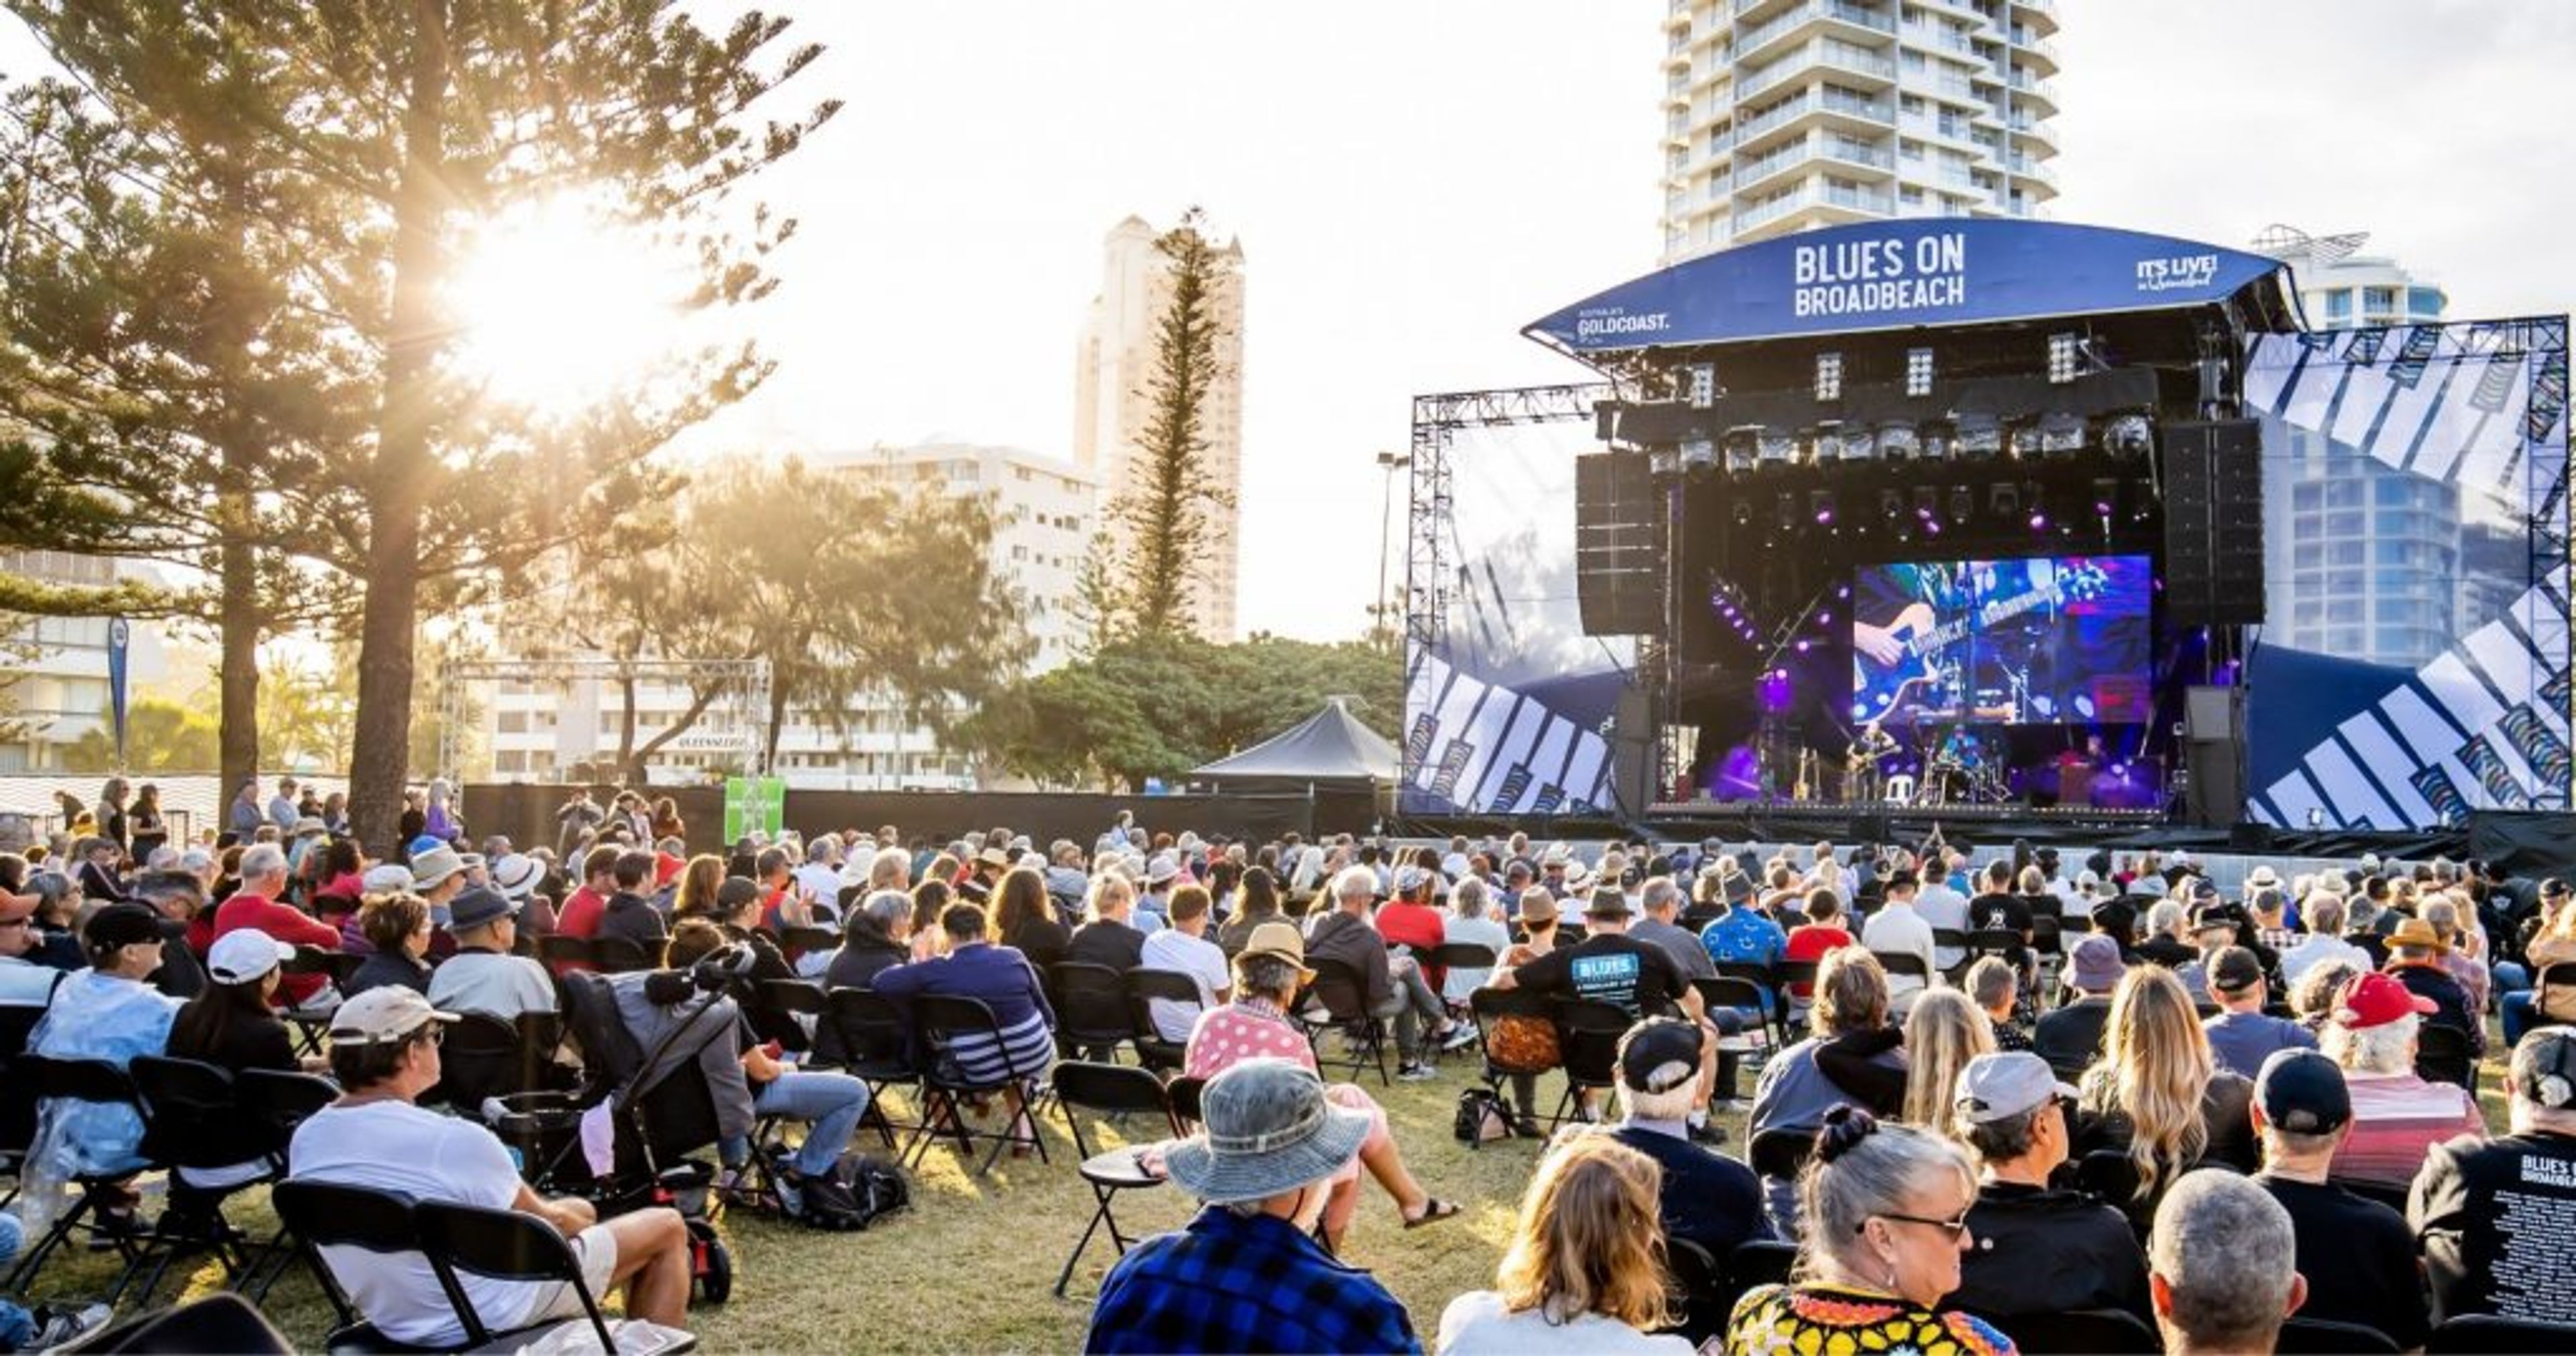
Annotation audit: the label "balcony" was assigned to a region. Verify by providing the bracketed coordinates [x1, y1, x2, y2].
[1733, 180, 1894, 234]
[1817, 135, 1895, 173]
[2005, 68, 2059, 114]
[2006, 115, 2059, 154]
[1737, 0, 1896, 64]
[2009, 0, 2060, 37]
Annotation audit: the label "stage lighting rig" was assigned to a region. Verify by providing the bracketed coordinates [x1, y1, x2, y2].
[1687, 362, 1717, 409]
[1949, 485, 1975, 525]
[2101, 413, 2153, 458]
[1953, 413, 2002, 459]
[2047, 331, 2082, 384]
[2005, 419, 2041, 460]
[1815, 352, 1844, 401]
[1916, 420, 1953, 462]
[1722, 427, 1760, 474]
[1680, 439, 1717, 474]
[1913, 486, 1939, 521]
[1905, 347, 1935, 397]
[1758, 429, 1797, 470]
[1874, 421, 1919, 461]
[1829, 423, 1873, 464]
[1991, 482, 2021, 517]
[2037, 411, 2086, 457]
[2092, 476, 2121, 523]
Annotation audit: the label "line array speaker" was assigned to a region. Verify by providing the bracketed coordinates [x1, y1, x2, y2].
[2160, 419, 2266, 627]
[1574, 452, 1667, 636]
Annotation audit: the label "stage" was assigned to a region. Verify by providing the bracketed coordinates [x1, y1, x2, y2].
[1398, 218, 2568, 841]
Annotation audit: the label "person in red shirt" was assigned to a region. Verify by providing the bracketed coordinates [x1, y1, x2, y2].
[549, 845, 621, 974]
[211, 841, 340, 1007]
[1784, 886, 1855, 1000]
[1376, 866, 1449, 992]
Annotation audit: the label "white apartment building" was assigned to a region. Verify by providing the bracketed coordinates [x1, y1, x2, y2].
[1659, 0, 2061, 262]
[480, 444, 1099, 790]
[0, 551, 170, 774]
[1072, 214, 1246, 639]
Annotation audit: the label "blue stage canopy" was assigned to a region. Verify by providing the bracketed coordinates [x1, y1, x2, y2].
[1525, 219, 2300, 359]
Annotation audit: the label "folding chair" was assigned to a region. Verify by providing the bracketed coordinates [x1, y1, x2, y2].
[4, 1056, 160, 1303]
[590, 936, 657, 975]
[2277, 1315, 2400, 1354]
[127, 1055, 275, 1304]
[280, 947, 347, 1055]
[1960, 1308, 2159, 1355]
[1122, 970, 1202, 1074]
[1870, 949, 1935, 996]
[1048, 962, 1134, 1063]
[435, 1014, 533, 1114]
[0, 990, 56, 1208]
[1656, 1237, 1728, 1347]
[1468, 986, 1561, 1137]
[1693, 977, 1774, 1055]
[52, 1290, 294, 1355]
[1713, 961, 1787, 1047]
[415, 1200, 694, 1353]
[1726, 1239, 1799, 1294]
[231, 1070, 344, 1304]
[1964, 927, 2025, 972]
[537, 935, 592, 974]
[1427, 941, 1498, 1029]
[913, 993, 1051, 1176]
[2533, 961, 2576, 1025]
[1746, 1127, 1815, 1186]
[751, 978, 826, 1059]
[1165, 1076, 1205, 1134]
[824, 988, 920, 1155]
[2428, 1314, 2576, 1353]
[1049, 1061, 1179, 1297]
[1550, 999, 1629, 1127]
[1300, 956, 1392, 1086]
[1931, 928, 1970, 980]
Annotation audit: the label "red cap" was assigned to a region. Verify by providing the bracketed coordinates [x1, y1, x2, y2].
[653, 852, 686, 888]
[2334, 972, 2438, 1030]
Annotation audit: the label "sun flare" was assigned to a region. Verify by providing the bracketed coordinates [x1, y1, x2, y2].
[445, 195, 691, 413]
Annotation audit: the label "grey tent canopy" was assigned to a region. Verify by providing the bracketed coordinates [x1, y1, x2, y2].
[1191, 697, 1397, 786]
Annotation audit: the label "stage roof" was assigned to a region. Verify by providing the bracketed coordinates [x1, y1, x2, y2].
[1525, 219, 2302, 362]
[1193, 697, 1399, 786]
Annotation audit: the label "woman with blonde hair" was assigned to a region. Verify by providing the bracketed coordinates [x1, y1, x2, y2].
[1436, 1135, 1687, 1354]
[668, 853, 727, 921]
[2074, 965, 2256, 1220]
[1898, 988, 1995, 1133]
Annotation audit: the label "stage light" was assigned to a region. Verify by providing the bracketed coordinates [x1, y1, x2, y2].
[1874, 421, 1918, 461]
[1949, 485, 1974, 525]
[1757, 429, 1796, 469]
[1680, 438, 1717, 473]
[2102, 413, 2153, 458]
[1835, 424, 1874, 463]
[1991, 482, 2021, 517]
[2006, 420, 2043, 460]
[1916, 420, 1953, 462]
[1732, 498, 1753, 527]
[1906, 347, 1935, 397]
[1815, 352, 1843, 401]
[1912, 486, 1938, 521]
[2024, 481, 2048, 531]
[1687, 362, 1717, 409]
[1809, 490, 1835, 525]
[2047, 331, 2081, 384]
[1776, 492, 1797, 532]
[1879, 488, 1905, 521]
[1723, 427, 1762, 474]
[1954, 414, 2001, 458]
[2037, 411, 2086, 456]
[1649, 448, 1682, 477]
[2092, 476, 2121, 519]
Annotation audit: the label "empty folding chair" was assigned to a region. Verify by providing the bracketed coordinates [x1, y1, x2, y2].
[1049, 1061, 1180, 1297]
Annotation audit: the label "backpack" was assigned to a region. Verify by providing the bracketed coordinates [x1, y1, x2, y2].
[794, 1150, 910, 1231]
[1452, 1086, 1515, 1145]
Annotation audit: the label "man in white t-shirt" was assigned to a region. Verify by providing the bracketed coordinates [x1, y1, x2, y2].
[791, 835, 845, 908]
[1137, 886, 1230, 1043]
[288, 989, 690, 1349]
[1914, 851, 1972, 972]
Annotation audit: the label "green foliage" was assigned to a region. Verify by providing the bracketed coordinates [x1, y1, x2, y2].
[58, 697, 218, 773]
[1105, 209, 1236, 639]
[968, 635, 1399, 790]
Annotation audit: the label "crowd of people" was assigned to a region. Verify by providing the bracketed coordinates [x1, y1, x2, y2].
[6, 782, 2576, 1353]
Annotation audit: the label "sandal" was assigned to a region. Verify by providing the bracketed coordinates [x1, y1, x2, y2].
[1403, 1197, 1462, 1229]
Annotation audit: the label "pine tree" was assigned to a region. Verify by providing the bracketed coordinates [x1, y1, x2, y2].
[1108, 207, 1237, 638]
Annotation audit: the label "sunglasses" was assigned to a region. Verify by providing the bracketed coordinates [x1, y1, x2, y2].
[1870, 1208, 1973, 1241]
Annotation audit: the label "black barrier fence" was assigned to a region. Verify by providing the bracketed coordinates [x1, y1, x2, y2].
[462, 783, 1388, 859]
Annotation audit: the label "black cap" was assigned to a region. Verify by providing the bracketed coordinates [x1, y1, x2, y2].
[2209, 945, 2263, 994]
[1617, 1017, 1705, 1094]
[84, 902, 163, 951]
[2255, 1049, 2351, 1134]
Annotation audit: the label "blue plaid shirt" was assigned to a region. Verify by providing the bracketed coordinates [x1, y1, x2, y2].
[1086, 1205, 1419, 1355]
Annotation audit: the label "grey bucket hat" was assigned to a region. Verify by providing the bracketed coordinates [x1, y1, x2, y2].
[1161, 1058, 1371, 1206]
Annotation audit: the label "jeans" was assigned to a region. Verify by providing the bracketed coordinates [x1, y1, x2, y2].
[0, 1214, 32, 1349]
[1371, 958, 1447, 1061]
[722, 1071, 874, 1178]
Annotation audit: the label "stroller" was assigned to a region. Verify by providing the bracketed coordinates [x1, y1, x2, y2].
[488, 959, 757, 1304]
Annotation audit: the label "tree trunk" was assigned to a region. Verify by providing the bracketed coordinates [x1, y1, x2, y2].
[217, 524, 259, 790]
[347, 0, 450, 855]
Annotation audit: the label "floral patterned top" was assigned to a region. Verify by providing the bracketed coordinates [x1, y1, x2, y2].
[1716, 1284, 2016, 1356]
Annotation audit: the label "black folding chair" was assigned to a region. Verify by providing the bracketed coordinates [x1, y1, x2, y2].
[1049, 1061, 1179, 1297]
[751, 978, 826, 1059]
[0, 990, 56, 1208]
[824, 988, 920, 1155]
[1049, 962, 1134, 1063]
[1427, 941, 1498, 1028]
[1962, 1308, 2160, 1355]
[590, 936, 657, 974]
[1656, 1237, 1728, 1347]
[2277, 1314, 2400, 1354]
[2428, 1314, 2576, 1353]
[4, 1057, 160, 1302]
[435, 1014, 531, 1114]
[1122, 969, 1203, 1074]
[1964, 927, 2027, 974]
[230, 1070, 345, 1306]
[2415, 1021, 2476, 1090]
[1713, 961, 1788, 1047]
[414, 1200, 694, 1352]
[1165, 1076, 1205, 1134]
[1693, 977, 1775, 1054]
[913, 993, 1051, 1176]
[127, 1055, 276, 1304]
[1747, 1127, 1815, 1184]
[269, 1180, 437, 1345]
[1550, 999, 1629, 1127]
[1871, 949, 1935, 991]
[1931, 927, 1970, 974]
[1726, 1238, 1799, 1294]
[1299, 957, 1392, 1086]
[1468, 986, 1561, 1137]
[52, 1290, 294, 1354]
[536, 935, 592, 973]
[280, 946, 347, 1055]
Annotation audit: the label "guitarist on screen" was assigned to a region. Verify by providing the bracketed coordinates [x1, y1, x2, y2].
[1851, 562, 1964, 725]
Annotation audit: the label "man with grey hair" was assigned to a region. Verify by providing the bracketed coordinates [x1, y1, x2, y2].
[1604, 1017, 1767, 1259]
[131, 870, 211, 1000]
[2416, 1025, 2576, 1325]
[2147, 1168, 2306, 1355]
[2277, 892, 2367, 988]
[792, 833, 843, 904]
[1629, 876, 1715, 982]
[213, 841, 340, 1008]
[2319, 972, 2482, 1190]
[1949, 1051, 2150, 1323]
[1303, 864, 1450, 1080]
[822, 889, 914, 993]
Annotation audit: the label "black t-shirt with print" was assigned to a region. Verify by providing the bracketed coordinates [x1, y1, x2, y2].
[1511, 933, 1688, 1017]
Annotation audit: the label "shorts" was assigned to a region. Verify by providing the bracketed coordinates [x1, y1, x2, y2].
[500, 1222, 619, 1329]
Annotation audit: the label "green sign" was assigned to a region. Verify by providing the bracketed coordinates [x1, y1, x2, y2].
[723, 776, 786, 841]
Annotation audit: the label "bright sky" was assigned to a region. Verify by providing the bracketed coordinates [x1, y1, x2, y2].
[7, 2, 2571, 645]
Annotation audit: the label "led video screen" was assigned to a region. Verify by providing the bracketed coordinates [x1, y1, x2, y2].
[1849, 553, 2154, 728]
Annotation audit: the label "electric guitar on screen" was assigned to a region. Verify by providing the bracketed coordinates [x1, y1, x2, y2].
[1850, 563, 2109, 725]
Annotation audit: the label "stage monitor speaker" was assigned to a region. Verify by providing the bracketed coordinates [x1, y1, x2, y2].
[2161, 419, 2265, 628]
[1574, 451, 1666, 636]
[2183, 683, 2246, 828]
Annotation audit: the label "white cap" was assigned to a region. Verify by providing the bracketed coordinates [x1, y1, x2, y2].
[207, 930, 294, 985]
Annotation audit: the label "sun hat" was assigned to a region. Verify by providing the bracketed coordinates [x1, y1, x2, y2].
[291, 817, 328, 839]
[2387, 916, 2451, 955]
[490, 853, 544, 901]
[409, 845, 465, 892]
[1953, 1051, 2076, 1126]
[1517, 891, 1560, 925]
[2255, 1049, 2351, 1135]
[2333, 972, 2438, 1030]
[1584, 886, 1633, 919]
[207, 929, 294, 985]
[1238, 921, 1316, 984]
[1144, 853, 1181, 886]
[361, 864, 415, 895]
[2066, 933, 2125, 993]
[1161, 1058, 1372, 1206]
[328, 988, 460, 1047]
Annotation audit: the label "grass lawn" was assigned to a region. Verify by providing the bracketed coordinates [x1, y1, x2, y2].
[20, 1025, 2510, 1352]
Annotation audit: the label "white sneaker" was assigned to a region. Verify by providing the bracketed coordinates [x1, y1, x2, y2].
[1396, 1062, 1438, 1082]
[1440, 1025, 1479, 1052]
[30, 1302, 112, 1349]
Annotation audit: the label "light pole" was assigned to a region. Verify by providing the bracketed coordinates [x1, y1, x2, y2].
[1373, 450, 1409, 647]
